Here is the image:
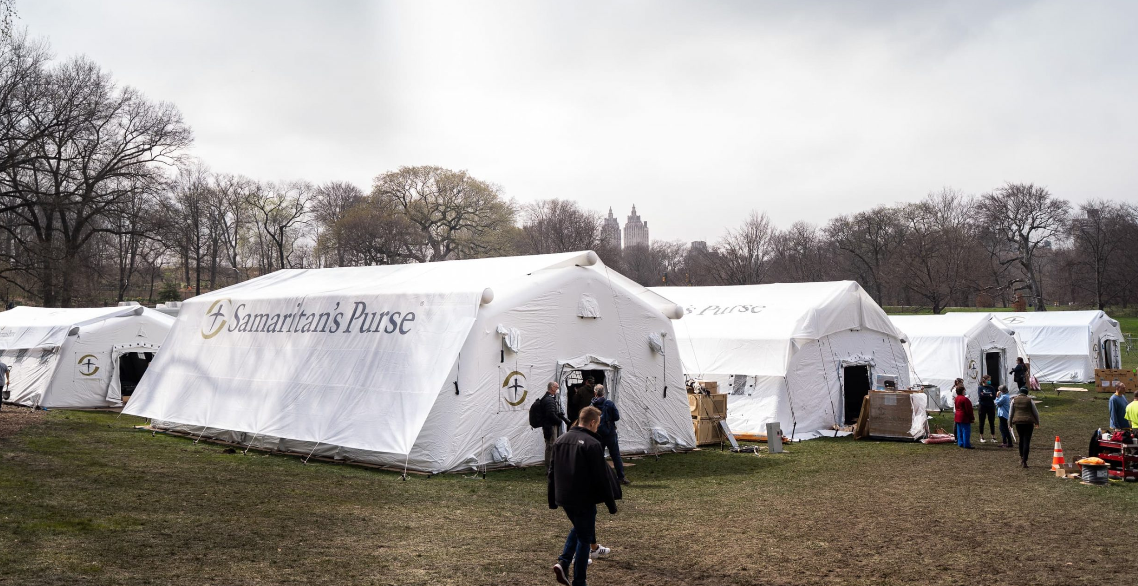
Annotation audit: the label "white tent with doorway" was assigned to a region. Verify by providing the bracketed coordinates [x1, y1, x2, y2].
[890, 313, 1018, 408]
[959, 310, 1123, 383]
[645, 281, 912, 440]
[123, 251, 696, 474]
[0, 305, 174, 408]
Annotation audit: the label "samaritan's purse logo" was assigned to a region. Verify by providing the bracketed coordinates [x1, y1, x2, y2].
[502, 370, 528, 406]
[201, 299, 230, 339]
[77, 354, 100, 376]
[1003, 316, 1025, 325]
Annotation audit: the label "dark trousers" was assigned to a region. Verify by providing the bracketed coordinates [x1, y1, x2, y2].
[1015, 423, 1034, 463]
[998, 416, 1012, 446]
[559, 505, 597, 586]
[978, 405, 996, 435]
[544, 427, 562, 471]
[599, 432, 625, 480]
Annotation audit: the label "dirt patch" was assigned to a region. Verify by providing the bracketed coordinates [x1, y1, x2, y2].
[0, 405, 46, 438]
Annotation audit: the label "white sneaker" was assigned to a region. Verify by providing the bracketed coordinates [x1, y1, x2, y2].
[980, 437, 986, 443]
[590, 545, 611, 559]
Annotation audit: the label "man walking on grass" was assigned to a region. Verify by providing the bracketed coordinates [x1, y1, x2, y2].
[549, 406, 620, 586]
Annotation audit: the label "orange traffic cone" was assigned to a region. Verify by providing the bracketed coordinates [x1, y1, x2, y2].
[1051, 436, 1066, 471]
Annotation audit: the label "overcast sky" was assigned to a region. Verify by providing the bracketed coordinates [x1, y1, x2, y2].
[17, 0, 1138, 242]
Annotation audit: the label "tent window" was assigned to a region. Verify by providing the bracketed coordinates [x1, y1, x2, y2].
[984, 351, 1002, 387]
[843, 365, 871, 425]
[118, 352, 154, 397]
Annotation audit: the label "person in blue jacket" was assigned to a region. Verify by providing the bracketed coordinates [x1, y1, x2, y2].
[1109, 383, 1130, 429]
[994, 385, 1014, 448]
[590, 385, 630, 486]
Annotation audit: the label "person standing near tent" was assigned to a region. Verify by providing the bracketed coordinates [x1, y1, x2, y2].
[1127, 390, 1138, 429]
[549, 405, 619, 586]
[591, 384, 630, 486]
[568, 376, 595, 426]
[1010, 357, 1028, 390]
[976, 375, 998, 443]
[995, 386, 1014, 448]
[0, 360, 8, 411]
[1008, 387, 1040, 467]
[1108, 383, 1130, 429]
[953, 381, 974, 449]
[541, 382, 572, 470]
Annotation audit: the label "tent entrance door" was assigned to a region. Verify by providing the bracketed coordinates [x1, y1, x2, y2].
[984, 351, 1003, 387]
[1104, 340, 1118, 369]
[842, 365, 871, 425]
[562, 368, 608, 424]
[118, 351, 154, 398]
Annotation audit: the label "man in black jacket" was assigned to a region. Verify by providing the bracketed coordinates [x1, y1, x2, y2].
[548, 406, 620, 586]
[541, 382, 571, 470]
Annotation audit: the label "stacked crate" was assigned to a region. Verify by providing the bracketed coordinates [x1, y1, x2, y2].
[689, 381, 728, 445]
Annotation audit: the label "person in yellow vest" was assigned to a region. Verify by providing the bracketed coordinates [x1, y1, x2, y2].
[1127, 390, 1138, 430]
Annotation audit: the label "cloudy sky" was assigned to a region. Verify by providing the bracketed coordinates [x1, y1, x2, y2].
[17, 0, 1138, 242]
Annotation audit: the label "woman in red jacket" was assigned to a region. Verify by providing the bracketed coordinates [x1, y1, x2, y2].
[953, 379, 975, 449]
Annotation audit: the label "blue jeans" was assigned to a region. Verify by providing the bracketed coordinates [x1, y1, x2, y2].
[955, 423, 973, 448]
[559, 506, 596, 586]
[599, 432, 625, 480]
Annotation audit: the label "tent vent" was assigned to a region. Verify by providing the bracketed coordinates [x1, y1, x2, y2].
[577, 293, 601, 318]
[648, 333, 665, 355]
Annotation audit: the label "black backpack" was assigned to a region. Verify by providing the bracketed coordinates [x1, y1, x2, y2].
[529, 396, 545, 429]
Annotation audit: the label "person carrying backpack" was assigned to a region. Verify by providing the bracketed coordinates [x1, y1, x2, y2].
[531, 381, 571, 470]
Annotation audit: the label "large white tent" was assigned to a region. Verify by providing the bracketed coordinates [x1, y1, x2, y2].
[890, 313, 1018, 407]
[123, 251, 696, 473]
[0, 306, 174, 408]
[956, 310, 1123, 383]
[646, 281, 912, 440]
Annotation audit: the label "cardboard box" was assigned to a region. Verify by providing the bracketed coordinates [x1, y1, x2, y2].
[693, 418, 726, 445]
[689, 393, 727, 419]
[1095, 369, 1138, 392]
[866, 391, 918, 439]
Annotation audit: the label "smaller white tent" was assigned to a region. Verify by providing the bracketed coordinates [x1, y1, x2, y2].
[647, 281, 912, 440]
[0, 306, 174, 408]
[963, 310, 1123, 383]
[890, 313, 1018, 407]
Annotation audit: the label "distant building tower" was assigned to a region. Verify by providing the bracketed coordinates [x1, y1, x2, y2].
[602, 207, 622, 248]
[623, 205, 649, 248]
[690, 241, 708, 253]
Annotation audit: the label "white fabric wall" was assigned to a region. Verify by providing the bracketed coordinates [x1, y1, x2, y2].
[983, 311, 1123, 382]
[695, 329, 910, 440]
[1, 308, 172, 408]
[140, 252, 695, 473]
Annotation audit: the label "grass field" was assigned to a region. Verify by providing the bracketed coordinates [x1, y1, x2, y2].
[1, 388, 1135, 586]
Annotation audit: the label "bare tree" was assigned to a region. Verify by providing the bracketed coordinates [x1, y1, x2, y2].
[518, 199, 603, 255]
[770, 221, 836, 283]
[311, 180, 365, 267]
[710, 211, 776, 285]
[894, 190, 981, 313]
[330, 197, 416, 266]
[372, 165, 516, 262]
[1068, 200, 1136, 310]
[825, 206, 904, 303]
[246, 180, 313, 272]
[977, 183, 1069, 311]
[1, 56, 191, 306]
